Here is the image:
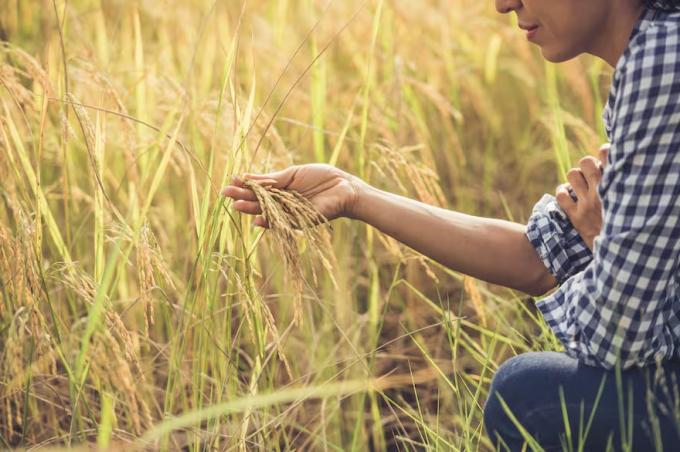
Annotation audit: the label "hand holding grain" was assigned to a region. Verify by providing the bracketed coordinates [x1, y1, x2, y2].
[221, 164, 362, 228]
[556, 144, 610, 251]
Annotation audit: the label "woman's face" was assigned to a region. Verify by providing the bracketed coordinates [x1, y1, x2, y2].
[495, 0, 613, 62]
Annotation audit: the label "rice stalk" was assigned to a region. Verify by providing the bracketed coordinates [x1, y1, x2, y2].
[243, 179, 337, 325]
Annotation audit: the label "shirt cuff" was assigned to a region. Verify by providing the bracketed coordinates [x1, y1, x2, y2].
[525, 194, 593, 284]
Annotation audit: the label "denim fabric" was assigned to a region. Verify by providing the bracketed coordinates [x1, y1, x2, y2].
[484, 352, 680, 451]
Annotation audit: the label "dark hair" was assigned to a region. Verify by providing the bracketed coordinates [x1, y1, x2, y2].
[643, 0, 680, 10]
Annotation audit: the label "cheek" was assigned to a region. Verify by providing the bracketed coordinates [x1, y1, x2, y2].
[533, 0, 584, 41]
[525, 0, 592, 62]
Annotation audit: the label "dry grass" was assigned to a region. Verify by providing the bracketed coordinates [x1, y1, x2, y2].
[0, 0, 608, 450]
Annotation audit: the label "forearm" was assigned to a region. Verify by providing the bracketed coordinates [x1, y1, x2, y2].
[350, 183, 557, 296]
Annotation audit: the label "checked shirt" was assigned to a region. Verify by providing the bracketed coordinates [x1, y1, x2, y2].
[525, 7, 680, 369]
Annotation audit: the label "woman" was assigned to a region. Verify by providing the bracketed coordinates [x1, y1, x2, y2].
[223, 0, 680, 449]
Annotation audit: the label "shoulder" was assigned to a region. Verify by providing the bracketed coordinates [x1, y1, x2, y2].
[615, 10, 680, 84]
[604, 11, 680, 137]
[600, 10, 680, 191]
[608, 11, 680, 133]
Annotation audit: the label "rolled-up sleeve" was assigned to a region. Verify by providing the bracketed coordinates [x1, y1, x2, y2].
[525, 194, 593, 284]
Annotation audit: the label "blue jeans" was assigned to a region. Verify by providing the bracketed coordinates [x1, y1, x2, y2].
[484, 352, 680, 451]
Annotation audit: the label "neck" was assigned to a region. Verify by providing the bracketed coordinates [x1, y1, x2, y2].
[588, 2, 646, 67]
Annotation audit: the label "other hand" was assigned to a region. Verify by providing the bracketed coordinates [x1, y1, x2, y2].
[556, 144, 610, 251]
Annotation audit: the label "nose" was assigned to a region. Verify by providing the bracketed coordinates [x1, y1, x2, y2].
[495, 0, 522, 14]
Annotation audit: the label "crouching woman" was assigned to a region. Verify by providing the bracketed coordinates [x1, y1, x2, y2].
[224, 0, 680, 449]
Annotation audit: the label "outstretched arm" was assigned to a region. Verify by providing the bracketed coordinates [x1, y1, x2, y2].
[350, 182, 557, 296]
[223, 164, 557, 296]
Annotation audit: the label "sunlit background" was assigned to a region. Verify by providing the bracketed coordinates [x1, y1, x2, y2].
[0, 0, 609, 449]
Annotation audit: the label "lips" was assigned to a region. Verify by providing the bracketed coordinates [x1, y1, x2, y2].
[518, 23, 540, 40]
[518, 22, 539, 31]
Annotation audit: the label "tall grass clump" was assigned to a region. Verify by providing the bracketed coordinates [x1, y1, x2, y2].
[0, 0, 609, 450]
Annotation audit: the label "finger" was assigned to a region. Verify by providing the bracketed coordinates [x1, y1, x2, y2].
[566, 185, 578, 202]
[566, 169, 588, 200]
[579, 156, 602, 188]
[233, 200, 262, 215]
[598, 143, 610, 170]
[221, 185, 258, 201]
[556, 184, 577, 215]
[230, 175, 245, 188]
[243, 177, 279, 188]
[243, 166, 298, 189]
[253, 216, 269, 229]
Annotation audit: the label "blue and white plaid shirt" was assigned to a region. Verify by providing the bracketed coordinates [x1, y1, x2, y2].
[526, 7, 680, 369]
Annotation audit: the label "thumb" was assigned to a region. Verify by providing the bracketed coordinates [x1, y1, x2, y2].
[598, 143, 610, 171]
[242, 166, 299, 189]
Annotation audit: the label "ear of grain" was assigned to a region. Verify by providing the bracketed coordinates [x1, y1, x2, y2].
[243, 179, 336, 325]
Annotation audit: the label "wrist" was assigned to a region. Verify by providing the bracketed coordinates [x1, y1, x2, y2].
[586, 235, 596, 252]
[579, 228, 597, 252]
[345, 176, 376, 222]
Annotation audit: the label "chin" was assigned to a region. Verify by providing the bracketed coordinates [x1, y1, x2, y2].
[540, 46, 580, 63]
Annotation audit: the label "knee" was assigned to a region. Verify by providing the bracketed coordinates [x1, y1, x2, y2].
[484, 352, 566, 447]
[484, 354, 528, 441]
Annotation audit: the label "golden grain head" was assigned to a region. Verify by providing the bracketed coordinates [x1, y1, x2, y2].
[243, 179, 336, 325]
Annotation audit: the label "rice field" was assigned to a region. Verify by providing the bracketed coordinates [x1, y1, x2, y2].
[0, 0, 609, 450]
